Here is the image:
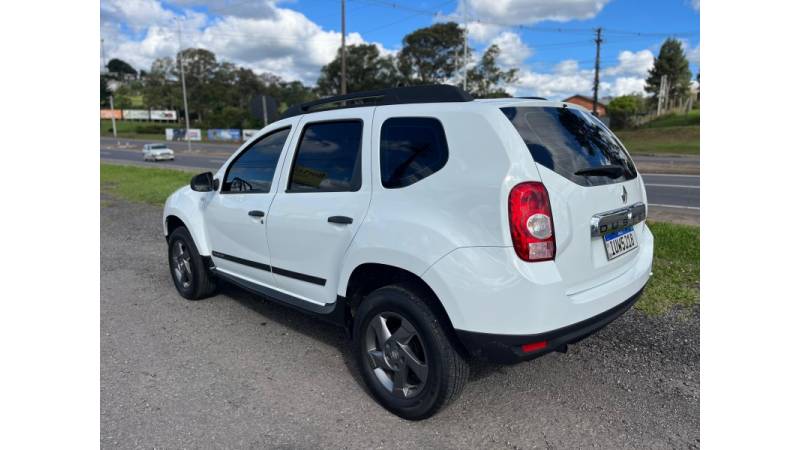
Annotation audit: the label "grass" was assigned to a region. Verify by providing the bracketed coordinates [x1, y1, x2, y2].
[101, 163, 192, 205]
[616, 125, 700, 155]
[641, 109, 700, 128]
[100, 119, 176, 141]
[613, 109, 700, 155]
[100, 163, 700, 316]
[636, 222, 700, 316]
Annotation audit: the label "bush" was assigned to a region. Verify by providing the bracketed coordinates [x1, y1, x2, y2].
[608, 94, 645, 129]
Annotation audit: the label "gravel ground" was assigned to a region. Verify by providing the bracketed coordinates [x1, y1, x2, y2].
[101, 198, 699, 449]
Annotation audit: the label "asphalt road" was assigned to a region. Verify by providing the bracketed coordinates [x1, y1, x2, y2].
[101, 199, 699, 448]
[100, 139, 700, 211]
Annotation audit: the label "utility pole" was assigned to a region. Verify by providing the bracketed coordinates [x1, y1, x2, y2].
[340, 0, 347, 95]
[592, 27, 602, 115]
[177, 19, 192, 152]
[462, 5, 468, 91]
[109, 95, 118, 146]
[101, 37, 107, 73]
[657, 74, 668, 116]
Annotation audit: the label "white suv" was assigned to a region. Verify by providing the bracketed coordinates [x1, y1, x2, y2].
[162, 85, 653, 419]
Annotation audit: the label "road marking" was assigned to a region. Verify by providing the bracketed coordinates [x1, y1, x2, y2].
[641, 173, 700, 178]
[210, 159, 226, 164]
[649, 203, 700, 210]
[644, 183, 700, 189]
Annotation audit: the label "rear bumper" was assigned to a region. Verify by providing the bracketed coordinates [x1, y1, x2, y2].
[455, 286, 644, 364]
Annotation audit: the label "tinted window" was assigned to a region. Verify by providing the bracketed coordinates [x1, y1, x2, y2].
[288, 121, 362, 192]
[150, 144, 167, 149]
[223, 128, 290, 193]
[380, 117, 448, 188]
[502, 107, 637, 187]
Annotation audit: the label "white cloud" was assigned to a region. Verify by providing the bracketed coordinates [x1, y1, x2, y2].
[466, 21, 504, 42]
[101, 0, 175, 31]
[100, 0, 387, 84]
[462, 0, 610, 26]
[603, 49, 654, 76]
[510, 49, 653, 100]
[488, 31, 532, 68]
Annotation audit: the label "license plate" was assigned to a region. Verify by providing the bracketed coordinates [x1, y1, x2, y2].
[603, 226, 638, 260]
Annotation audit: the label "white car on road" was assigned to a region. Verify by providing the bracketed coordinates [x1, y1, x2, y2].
[142, 143, 175, 161]
[162, 85, 653, 419]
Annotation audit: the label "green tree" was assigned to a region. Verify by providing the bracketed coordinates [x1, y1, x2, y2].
[466, 44, 517, 98]
[317, 44, 401, 95]
[100, 75, 110, 107]
[645, 38, 692, 106]
[607, 94, 645, 129]
[107, 58, 137, 76]
[398, 22, 468, 84]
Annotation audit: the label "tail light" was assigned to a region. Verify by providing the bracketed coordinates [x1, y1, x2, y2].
[508, 182, 556, 262]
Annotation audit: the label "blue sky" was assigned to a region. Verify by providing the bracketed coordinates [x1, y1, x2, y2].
[101, 0, 699, 99]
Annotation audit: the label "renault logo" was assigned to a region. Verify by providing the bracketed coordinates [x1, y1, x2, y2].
[621, 186, 628, 204]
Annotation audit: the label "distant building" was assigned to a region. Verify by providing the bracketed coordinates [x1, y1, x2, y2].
[562, 94, 607, 117]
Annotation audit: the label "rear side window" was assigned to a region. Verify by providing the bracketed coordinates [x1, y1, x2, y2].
[223, 127, 291, 193]
[380, 117, 448, 189]
[288, 120, 362, 192]
[501, 106, 637, 187]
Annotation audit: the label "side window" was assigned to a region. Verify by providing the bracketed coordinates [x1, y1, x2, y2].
[223, 128, 291, 193]
[380, 117, 448, 189]
[288, 120, 363, 192]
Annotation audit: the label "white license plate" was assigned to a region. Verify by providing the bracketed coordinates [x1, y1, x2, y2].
[603, 226, 638, 260]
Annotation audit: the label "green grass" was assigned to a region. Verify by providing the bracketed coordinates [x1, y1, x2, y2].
[641, 109, 700, 128]
[101, 163, 700, 316]
[101, 163, 192, 205]
[636, 222, 700, 316]
[616, 125, 700, 155]
[100, 119, 177, 141]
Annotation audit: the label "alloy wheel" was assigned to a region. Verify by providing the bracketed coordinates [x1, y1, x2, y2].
[171, 240, 193, 289]
[364, 312, 429, 399]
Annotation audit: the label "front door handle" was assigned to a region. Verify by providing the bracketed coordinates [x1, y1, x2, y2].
[248, 210, 265, 218]
[327, 215, 353, 225]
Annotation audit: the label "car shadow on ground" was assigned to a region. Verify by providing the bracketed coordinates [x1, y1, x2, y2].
[215, 279, 508, 397]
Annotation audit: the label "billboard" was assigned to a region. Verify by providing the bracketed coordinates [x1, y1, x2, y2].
[151, 110, 177, 121]
[123, 109, 149, 120]
[100, 109, 122, 120]
[166, 128, 201, 141]
[207, 129, 242, 141]
[242, 129, 260, 141]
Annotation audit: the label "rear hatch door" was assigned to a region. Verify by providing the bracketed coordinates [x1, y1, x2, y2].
[502, 105, 647, 290]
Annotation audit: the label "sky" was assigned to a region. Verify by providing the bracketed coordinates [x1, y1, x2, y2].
[100, 0, 700, 100]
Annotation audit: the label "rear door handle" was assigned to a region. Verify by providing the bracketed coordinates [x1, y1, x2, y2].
[248, 210, 265, 218]
[327, 215, 353, 225]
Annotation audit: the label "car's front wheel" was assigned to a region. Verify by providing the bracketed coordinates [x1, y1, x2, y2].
[354, 283, 469, 420]
[168, 226, 216, 300]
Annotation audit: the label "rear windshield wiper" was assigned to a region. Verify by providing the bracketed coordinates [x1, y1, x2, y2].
[574, 164, 625, 178]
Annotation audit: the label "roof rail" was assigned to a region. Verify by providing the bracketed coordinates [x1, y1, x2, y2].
[281, 85, 473, 119]
[517, 96, 548, 100]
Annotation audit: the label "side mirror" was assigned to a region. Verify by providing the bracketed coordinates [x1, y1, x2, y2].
[190, 172, 214, 192]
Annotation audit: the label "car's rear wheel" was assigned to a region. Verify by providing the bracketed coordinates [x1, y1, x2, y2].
[354, 283, 469, 420]
[168, 226, 216, 300]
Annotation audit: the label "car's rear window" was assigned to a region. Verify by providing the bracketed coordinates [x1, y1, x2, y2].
[501, 106, 637, 186]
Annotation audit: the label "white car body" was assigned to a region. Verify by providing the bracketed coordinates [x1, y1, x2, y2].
[143, 143, 175, 161]
[163, 92, 652, 363]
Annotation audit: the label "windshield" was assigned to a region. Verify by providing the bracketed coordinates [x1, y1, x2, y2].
[150, 144, 167, 150]
[501, 106, 637, 187]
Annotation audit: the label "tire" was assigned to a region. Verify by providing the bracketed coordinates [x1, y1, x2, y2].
[354, 283, 469, 420]
[167, 226, 216, 300]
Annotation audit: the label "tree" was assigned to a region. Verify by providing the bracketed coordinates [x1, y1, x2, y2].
[100, 75, 110, 107]
[107, 58, 137, 76]
[607, 94, 645, 129]
[644, 38, 692, 107]
[398, 22, 468, 85]
[466, 44, 517, 98]
[317, 44, 401, 96]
